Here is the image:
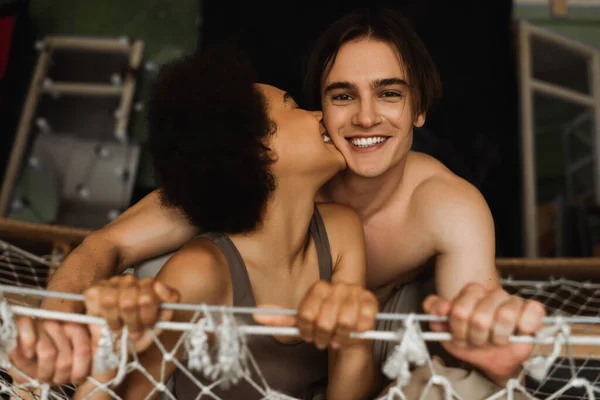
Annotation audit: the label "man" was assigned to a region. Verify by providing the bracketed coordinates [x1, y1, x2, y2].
[13, 8, 544, 396]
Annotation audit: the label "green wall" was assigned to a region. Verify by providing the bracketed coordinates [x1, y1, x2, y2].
[28, 0, 200, 188]
[514, 5, 600, 47]
[513, 4, 600, 202]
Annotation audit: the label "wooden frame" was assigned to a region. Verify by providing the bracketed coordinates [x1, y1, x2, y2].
[497, 257, 600, 359]
[0, 217, 90, 273]
[44, 36, 132, 53]
[115, 40, 145, 140]
[516, 21, 600, 257]
[515, 0, 600, 6]
[41, 82, 123, 96]
[0, 46, 52, 217]
[0, 35, 144, 217]
[496, 257, 600, 280]
[0, 218, 90, 307]
[0, 217, 90, 246]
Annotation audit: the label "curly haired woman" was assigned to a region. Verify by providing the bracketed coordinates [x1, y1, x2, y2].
[73, 41, 379, 400]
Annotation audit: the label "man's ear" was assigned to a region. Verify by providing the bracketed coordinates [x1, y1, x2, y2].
[414, 112, 426, 128]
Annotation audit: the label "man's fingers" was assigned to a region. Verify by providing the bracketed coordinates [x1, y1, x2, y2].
[16, 317, 36, 360]
[448, 283, 486, 345]
[468, 289, 511, 347]
[423, 295, 451, 333]
[517, 300, 546, 335]
[422, 295, 440, 314]
[34, 330, 57, 383]
[9, 317, 38, 384]
[9, 334, 38, 385]
[63, 323, 91, 383]
[489, 295, 522, 346]
[8, 345, 34, 384]
[423, 295, 452, 317]
[43, 321, 73, 385]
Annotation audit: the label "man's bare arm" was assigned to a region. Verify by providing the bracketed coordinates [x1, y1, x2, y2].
[417, 175, 545, 385]
[415, 176, 499, 300]
[43, 190, 199, 312]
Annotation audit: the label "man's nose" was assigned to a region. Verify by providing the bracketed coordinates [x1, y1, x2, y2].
[352, 98, 380, 127]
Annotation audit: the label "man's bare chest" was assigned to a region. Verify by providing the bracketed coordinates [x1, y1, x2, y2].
[362, 214, 435, 292]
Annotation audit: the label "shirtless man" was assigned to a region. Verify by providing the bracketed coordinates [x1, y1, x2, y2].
[14, 8, 544, 396]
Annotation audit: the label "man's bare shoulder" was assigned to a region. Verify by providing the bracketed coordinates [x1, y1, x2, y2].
[407, 152, 482, 207]
[407, 152, 494, 246]
[315, 203, 362, 233]
[158, 236, 231, 304]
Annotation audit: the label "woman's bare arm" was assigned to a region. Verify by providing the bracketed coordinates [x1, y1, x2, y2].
[253, 204, 378, 400]
[74, 238, 231, 400]
[318, 204, 380, 400]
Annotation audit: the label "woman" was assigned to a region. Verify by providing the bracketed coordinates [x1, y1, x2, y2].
[74, 42, 379, 400]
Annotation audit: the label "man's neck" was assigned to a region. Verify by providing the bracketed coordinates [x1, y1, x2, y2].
[231, 182, 320, 270]
[324, 157, 408, 219]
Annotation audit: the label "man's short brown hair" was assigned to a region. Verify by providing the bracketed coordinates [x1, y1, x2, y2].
[304, 8, 442, 116]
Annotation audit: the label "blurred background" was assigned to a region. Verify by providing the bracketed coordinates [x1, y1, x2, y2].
[0, 0, 598, 259]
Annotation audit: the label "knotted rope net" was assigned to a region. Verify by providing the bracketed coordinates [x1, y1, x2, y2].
[0, 239, 600, 399]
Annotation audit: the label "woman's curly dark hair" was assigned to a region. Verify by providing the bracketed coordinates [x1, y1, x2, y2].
[146, 42, 277, 233]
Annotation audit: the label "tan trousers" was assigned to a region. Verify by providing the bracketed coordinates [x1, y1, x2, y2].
[374, 277, 532, 400]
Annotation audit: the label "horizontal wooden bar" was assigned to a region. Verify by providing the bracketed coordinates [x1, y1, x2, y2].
[496, 258, 600, 280]
[0, 218, 91, 246]
[42, 82, 123, 97]
[45, 36, 131, 53]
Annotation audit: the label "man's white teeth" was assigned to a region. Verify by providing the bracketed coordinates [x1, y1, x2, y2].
[323, 134, 331, 143]
[350, 137, 387, 148]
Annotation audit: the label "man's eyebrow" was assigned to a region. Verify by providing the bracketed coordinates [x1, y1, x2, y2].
[324, 78, 409, 93]
[373, 78, 409, 88]
[324, 81, 357, 93]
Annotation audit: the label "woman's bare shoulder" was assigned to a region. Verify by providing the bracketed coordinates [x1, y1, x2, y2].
[156, 236, 232, 305]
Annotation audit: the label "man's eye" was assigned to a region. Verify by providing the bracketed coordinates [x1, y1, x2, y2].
[332, 94, 352, 101]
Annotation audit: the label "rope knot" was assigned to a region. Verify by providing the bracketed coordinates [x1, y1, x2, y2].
[213, 311, 248, 388]
[430, 374, 453, 400]
[93, 324, 119, 374]
[186, 317, 214, 376]
[523, 317, 567, 381]
[0, 298, 17, 368]
[571, 377, 589, 388]
[382, 314, 428, 387]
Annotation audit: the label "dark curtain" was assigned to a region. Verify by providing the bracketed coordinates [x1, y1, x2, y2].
[199, 0, 521, 255]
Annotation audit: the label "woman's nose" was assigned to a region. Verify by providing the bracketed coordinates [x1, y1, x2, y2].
[311, 111, 324, 121]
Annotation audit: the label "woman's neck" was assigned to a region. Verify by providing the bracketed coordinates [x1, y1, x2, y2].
[229, 183, 320, 271]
